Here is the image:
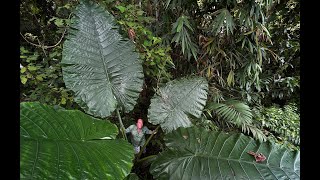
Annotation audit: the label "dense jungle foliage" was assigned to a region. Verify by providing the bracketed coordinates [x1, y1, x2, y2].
[20, 0, 300, 179]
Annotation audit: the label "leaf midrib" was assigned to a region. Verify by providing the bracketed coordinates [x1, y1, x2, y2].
[89, 5, 132, 109]
[89, 4, 114, 102]
[21, 136, 115, 142]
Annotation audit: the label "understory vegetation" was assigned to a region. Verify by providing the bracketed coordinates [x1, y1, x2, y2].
[20, 0, 300, 179]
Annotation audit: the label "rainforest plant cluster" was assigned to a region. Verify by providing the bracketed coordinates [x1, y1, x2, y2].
[20, 0, 300, 179]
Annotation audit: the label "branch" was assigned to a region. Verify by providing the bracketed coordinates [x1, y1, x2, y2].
[20, 32, 42, 48]
[21, 28, 67, 49]
[46, 28, 68, 48]
[20, 13, 72, 49]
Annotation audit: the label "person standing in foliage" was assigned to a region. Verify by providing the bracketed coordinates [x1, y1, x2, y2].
[125, 119, 156, 154]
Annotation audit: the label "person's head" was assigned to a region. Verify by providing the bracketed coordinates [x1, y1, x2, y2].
[136, 119, 143, 129]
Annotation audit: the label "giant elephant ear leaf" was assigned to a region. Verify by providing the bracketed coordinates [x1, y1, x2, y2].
[20, 102, 134, 179]
[148, 77, 208, 133]
[61, 0, 143, 118]
[150, 127, 300, 179]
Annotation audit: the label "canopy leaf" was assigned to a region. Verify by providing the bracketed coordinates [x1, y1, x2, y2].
[20, 102, 134, 179]
[148, 77, 208, 133]
[61, 0, 143, 118]
[150, 127, 300, 179]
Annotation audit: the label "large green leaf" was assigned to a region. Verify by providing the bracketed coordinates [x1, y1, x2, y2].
[150, 127, 300, 179]
[61, 0, 143, 118]
[20, 102, 134, 179]
[148, 77, 208, 133]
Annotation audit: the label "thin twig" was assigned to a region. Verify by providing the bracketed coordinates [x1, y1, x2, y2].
[33, 14, 46, 41]
[37, 37, 47, 57]
[20, 28, 67, 49]
[20, 32, 42, 47]
[44, 28, 68, 48]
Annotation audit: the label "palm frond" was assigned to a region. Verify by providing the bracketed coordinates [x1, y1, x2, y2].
[207, 99, 253, 126]
[212, 8, 235, 36]
[171, 15, 198, 60]
[241, 123, 267, 142]
[206, 99, 268, 141]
